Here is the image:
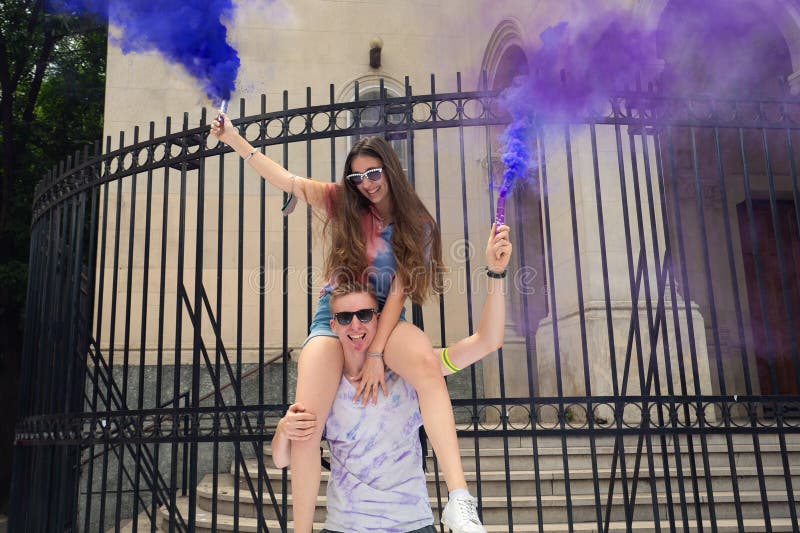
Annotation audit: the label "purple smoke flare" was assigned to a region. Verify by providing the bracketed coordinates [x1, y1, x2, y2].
[46, 0, 240, 104]
[495, 3, 790, 219]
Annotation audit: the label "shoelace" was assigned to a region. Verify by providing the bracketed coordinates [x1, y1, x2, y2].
[456, 496, 481, 523]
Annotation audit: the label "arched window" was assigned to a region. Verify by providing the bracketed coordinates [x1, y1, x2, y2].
[340, 77, 409, 171]
[356, 86, 408, 171]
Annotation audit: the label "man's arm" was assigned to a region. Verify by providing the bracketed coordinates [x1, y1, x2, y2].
[271, 403, 316, 469]
[441, 224, 512, 375]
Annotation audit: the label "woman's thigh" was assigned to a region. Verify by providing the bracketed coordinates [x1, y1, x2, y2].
[383, 321, 437, 383]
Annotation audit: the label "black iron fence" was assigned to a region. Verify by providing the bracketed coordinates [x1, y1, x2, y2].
[11, 74, 800, 532]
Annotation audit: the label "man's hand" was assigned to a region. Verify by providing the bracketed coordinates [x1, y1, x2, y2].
[353, 355, 388, 405]
[277, 403, 316, 441]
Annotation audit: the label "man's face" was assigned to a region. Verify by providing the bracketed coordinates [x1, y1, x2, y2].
[329, 292, 379, 355]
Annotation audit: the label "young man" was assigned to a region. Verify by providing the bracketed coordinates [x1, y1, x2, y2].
[272, 224, 511, 533]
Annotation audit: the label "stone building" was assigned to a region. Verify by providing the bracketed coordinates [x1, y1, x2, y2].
[97, 0, 800, 415]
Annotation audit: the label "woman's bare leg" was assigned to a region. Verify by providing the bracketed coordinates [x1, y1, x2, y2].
[290, 336, 343, 533]
[383, 322, 468, 491]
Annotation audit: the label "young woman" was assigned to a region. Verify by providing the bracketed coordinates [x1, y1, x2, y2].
[211, 117, 485, 533]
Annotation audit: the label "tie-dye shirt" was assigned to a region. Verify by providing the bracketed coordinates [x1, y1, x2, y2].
[322, 371, 433, 532]
[321, 183, 398, 308]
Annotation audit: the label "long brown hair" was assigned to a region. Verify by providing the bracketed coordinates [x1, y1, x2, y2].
[323, 136, 444, 304]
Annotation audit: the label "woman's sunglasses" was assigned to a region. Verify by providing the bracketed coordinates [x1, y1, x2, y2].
[346, 167, 383, 185]
[332, 308, 378, 325]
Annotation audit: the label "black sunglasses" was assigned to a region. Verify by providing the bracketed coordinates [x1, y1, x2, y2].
[332, 308, 378, 325]
[346, 167, 383, 185]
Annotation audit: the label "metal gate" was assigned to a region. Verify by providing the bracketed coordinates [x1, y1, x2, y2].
[12, 74, 800, 532]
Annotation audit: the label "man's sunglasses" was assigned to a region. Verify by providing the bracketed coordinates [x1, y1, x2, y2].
[346, 167, 383, 185]
[332, 308, 378, 325]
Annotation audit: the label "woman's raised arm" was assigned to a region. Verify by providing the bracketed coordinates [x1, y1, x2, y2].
[211, 113, 329, 212]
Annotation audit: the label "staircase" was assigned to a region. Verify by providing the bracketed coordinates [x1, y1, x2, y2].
[157, 432, 800, 532]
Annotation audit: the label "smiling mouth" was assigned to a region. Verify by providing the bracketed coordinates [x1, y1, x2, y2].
[348, 333, 366, 341]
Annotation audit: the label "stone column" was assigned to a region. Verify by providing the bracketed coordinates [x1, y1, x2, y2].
[532, 123, 714, 424]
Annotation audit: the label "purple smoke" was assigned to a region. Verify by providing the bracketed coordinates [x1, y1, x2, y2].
[47, 0, 240, 104]
[495, 12, 651, 208]
[495, 2, 791, 214]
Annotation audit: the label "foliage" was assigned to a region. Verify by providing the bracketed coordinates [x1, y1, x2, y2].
[0, 0, 106, 512]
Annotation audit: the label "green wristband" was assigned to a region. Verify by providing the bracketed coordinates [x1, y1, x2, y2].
[441, 347, 460, 373]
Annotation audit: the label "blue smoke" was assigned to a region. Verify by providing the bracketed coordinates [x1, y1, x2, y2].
[47, 0, 240, 103]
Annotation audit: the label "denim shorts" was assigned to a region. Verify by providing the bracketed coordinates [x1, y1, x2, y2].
[303, 292, 407, 347]
[320, 526, 436, 533]
[303, 292, 337, 346]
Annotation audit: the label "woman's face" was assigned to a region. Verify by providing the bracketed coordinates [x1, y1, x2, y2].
[348, 154, 389, 208]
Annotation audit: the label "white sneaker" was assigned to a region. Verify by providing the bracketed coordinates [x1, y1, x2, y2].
[441, 494, 487, 533]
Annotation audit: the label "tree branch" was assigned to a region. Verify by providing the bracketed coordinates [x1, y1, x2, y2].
[22, 29, 57, 123]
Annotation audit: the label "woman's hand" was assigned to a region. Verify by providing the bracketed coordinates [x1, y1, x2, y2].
[353, 355, 388, 405]
[487, 223, 512, 273]
[209, 112, 239, 146]
[277, 403, 316, 441]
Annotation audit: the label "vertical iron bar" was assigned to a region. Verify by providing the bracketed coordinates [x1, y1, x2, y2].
[212, 103, 226, 533]
[536, 122, 574, 532]
[686, 126, 726, 533]
[759, 126, 799, 528]
[455, 72, 483, 519]
[649, 126, 692, 533]
[662, 126, 706, 532]
[99, 134, 118, 533]
[562, 122, 602, 532]
[112, 130, 129, 533]
[589, 118, 632, 532]
[189, 109, 208, 529]
[234, 97, 246, 533]
[66, 181, 88, 531]
[89, 139, 111, 533]
[133, 122, 156, 531]
[257, 93, 267, 533]
[637, 123, 679, 533]
[82, 143, 102, 533]
[429, 73, 446, 530]
[521, 140, 546, 533]
[706, 125, 753, 533]
[169, 114, 190, 532]
[587, 120, 631, 533]
[480, 70, 517, 531]
[603, 122, 640, 533]
[116, 127, 139, 532]
[153, 116, 172, 533]
[623, 126, 663, 533]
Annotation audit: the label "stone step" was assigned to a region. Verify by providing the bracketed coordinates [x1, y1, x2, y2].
[435, 440, 800, 469]
[192, 473, 800, 525]
[159, 494, 800, 532]
[260, 440, 800, 476]
[240, 462, 800, 498]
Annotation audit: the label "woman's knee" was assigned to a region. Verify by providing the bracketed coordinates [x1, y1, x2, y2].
[385, 323, 440, 379]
